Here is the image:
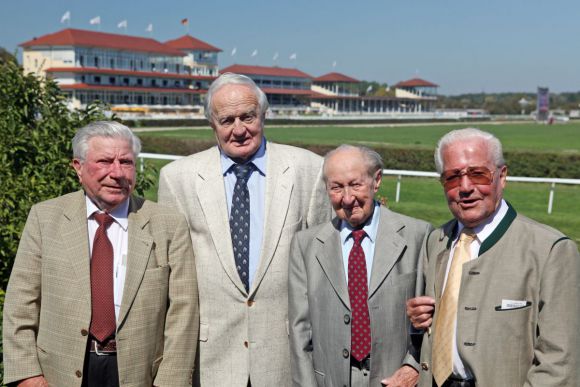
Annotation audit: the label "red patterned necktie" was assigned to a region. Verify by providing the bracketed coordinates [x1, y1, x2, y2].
[89, 212, 116, 342]
[348, 229, 371, 361]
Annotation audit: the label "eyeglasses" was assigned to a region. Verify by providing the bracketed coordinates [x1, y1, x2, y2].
[440, 166, 496, 190]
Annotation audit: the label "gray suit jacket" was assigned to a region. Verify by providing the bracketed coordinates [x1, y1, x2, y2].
[289, 206, 432, 387]
[3, 190, 199, 387]
[158, 142, 331, 387]
[417, 204, 580, 386]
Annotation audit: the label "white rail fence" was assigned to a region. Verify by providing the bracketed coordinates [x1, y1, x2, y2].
[139, 153, 580, 215]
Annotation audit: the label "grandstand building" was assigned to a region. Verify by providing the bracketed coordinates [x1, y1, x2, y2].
[20, 28, 438, 117]
[20, 28, 220, 114]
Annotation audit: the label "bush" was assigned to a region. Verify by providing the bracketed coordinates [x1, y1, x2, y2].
[0, 60, 155, 378]
[140, 136, 580, 179]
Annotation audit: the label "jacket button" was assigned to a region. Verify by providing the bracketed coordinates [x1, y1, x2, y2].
[244, 341, 249, 348]
[344, 314, 351, 324]
[421, 362, 429, 371]
[75, 370, 82, 378]
[247, 300, 255, 307]
[342, 349, 349, 358]
[80, 329, 89, 336]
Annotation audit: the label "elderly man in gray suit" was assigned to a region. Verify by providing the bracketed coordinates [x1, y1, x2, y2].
[407, 128, 580, 386]
[3, 121, 198, 387]
[289, 145, 432, 387]
[158, 73, 331, 387]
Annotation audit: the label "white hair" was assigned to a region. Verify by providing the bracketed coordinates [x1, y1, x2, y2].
[323, 144, 384, 182]
[72, 121, 141, 161]
[434, 128, 505, 173]
[204, 72, 269, 123]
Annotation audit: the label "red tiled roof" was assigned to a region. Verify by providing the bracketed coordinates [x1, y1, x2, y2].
[59, 83, 207, 94]
[313, 72, 359, 83]
[260, 87, 312, 96]
[165, 35, 222, 52]
[20, 28, 185, 56]
[221, 64, 312, 79]
[394, 78, 438, 88]
[46, 67, 216, 81]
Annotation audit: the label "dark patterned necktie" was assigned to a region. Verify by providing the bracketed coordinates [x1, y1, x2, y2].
[348, 229, 371, 361]
[89, 212, 116, 342]
[230, 163, 253, 292]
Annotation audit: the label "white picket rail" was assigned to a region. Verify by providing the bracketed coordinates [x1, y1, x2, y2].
[139, 153, 580, 214]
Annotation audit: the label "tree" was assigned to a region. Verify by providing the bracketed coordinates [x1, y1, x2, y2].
[0, 59, 154, 379]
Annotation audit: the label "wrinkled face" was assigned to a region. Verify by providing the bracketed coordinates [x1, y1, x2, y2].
[73, 136, 136, 212]
[325, 149, 381, 228]
[210, 84, 264, 163]
[441, 138, 507, 228]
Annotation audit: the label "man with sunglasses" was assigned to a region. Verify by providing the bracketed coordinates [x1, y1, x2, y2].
[407, 128, 579, 386]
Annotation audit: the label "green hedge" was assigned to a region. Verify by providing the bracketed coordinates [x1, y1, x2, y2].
[140, 136, 580, 179]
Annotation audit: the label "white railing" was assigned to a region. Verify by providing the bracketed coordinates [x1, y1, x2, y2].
[139, 153, 580, 214]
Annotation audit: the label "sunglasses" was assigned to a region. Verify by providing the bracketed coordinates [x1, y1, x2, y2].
[440, 166, 496, 190]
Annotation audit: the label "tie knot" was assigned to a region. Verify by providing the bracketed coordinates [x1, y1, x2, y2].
[351, 229, 367, 245]
[459, 228, 476, 243]
[94, 212, 114, 228]
[232, 163, 254, 181]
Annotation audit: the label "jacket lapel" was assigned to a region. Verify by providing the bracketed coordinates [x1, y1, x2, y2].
[368, 207, 406, 299]
[118, 196, 153, 326]
[434, 223, 455, 300]
[61, 191, 92, 305]
[315, 219, 351, 309]
[196, 148, 247, 294]
[251, 144, 293, 295]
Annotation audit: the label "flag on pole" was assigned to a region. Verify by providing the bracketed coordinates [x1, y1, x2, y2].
[289, 53, 297, 60]
[231, 47, 237, 56]
[90, 16, 101, 25]
[251, 49, 258, 57]
[181, 18, 189, 25]
[61, 11, 71, 24]
[146, 23, 153, 32]
[273, 52, 279, 61]
[366, 85, 373, 93]
[117, 20, 127, 29]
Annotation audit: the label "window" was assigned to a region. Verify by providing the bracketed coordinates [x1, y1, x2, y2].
[79, 55, 84, 66]
[94, 57, 99, 67]
[162, 80, 168, 87]
[151, 79, 157, 87]
[176, 64, 180, 73]
[123, 78, 129, 86]
[109, 77, 116, 84]
[110, 59, 115, 69]
[151, 63, 156, 71]
[137, 78, 143, 86]
[94, 76, 101, 84]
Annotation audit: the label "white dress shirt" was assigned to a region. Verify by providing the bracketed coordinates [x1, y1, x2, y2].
[442, 199, 509, 379]
[339, 202, 381, 285]
[86, 196, 129, 323]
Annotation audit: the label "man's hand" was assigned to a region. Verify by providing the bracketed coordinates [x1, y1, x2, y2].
[407, 296, 435, 330]
[17, 376, 49, 387]
[381, 365, 419, 387]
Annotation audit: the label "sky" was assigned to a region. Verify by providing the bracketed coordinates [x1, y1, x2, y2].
[1, 0, 579, 95]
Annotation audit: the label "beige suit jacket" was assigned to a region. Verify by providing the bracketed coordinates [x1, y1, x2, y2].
[417, 204, 580, 386]
[3, 191, 199, 387]
[289, 206, 432, 387]
[157, 142, 331, 387]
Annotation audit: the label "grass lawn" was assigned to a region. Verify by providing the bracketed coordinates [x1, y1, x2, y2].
[139, 121, 580, 153]
[140, 161, 580, 243]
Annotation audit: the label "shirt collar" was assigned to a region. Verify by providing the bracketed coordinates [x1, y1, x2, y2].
[457, 199, 508, 244]
[85, 194, 130, 231]
[220, 137, 267, 176]
[339, 201, 381, 245]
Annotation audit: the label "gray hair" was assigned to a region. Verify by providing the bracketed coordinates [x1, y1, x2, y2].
[72, 121, 141, 161]
[204, 72, 269, 122]
[434, 128, 505, 174]
[323, 144, 384, 182]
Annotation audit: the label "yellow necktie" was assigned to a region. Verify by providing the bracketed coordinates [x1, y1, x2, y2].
[432, 229, 476, 386]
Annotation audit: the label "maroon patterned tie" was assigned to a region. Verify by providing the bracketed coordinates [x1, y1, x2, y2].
[348, 229, 371, 361]
[89, 213, 116, 342]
